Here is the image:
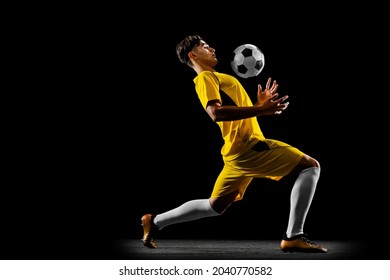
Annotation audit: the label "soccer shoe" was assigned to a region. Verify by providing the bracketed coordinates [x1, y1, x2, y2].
[280, 234, 327, 253]
[141, 214, 158, 249]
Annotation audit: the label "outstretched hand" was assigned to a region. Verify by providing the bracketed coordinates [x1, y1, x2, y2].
[256, 77, 289, 115]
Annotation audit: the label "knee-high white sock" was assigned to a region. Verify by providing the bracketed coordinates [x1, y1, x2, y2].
[286, 167, 320, 238]
[154, 199, 220, 229]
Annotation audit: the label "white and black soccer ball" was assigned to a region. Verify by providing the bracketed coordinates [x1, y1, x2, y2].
[230, 44, 265, 79]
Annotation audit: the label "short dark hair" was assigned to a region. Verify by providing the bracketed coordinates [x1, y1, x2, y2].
[176, 35, 203, 65]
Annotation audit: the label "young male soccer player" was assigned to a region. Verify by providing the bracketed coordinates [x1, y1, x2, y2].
[141, 35, 327, 253]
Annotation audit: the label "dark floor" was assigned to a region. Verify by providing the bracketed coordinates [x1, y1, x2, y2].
[108, 239, 378, 260]
[0, 238, 382, 260]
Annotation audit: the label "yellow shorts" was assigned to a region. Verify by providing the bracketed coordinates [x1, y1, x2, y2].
[210, 139, 304, 202]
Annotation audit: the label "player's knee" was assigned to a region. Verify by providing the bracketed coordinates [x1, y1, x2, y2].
[312, 158, 320, 169]
[301, 155, 320, 169]
[209, 201, 229, 215]
[209, 193, 238, 214]
[291, 155, 320, 175]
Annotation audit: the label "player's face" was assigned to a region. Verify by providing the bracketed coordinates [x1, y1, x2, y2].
[191, 40, 218, 67]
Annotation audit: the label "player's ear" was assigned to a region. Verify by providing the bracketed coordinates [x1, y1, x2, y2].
[188, 51, 196, 60]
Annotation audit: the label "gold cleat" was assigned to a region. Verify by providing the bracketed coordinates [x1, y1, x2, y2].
[280, 234, 327, 253]
[141, 214, 158, 249]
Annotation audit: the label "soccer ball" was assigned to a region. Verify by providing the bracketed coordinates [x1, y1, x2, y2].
[230, 44, 265, 79]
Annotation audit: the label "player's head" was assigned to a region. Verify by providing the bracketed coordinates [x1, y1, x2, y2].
[176, 35, 217, 69]
[176, 35, 203, 67]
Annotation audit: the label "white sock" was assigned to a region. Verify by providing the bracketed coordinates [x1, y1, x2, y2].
[286, 167, 320, 238]
[154, 199, 220, 229]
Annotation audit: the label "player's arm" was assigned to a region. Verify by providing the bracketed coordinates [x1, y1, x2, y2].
[205, 77, 289, 122]
[205, 96, 288, 122]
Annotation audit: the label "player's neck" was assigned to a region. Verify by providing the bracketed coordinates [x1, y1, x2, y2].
[193, 64, 214, 74]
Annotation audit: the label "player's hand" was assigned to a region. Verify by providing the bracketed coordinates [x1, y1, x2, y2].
[256, 77, 279, 105]
[256, 77, 289, 115]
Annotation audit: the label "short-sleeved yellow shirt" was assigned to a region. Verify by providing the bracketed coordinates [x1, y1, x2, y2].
[193, 70, 304, 201]
[194, 71, 264, 159]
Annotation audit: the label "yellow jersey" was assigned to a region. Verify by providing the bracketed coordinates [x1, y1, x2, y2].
[194, 71, 265, 159]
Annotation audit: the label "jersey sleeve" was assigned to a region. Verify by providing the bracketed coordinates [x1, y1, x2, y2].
[194, 71, 221, 110]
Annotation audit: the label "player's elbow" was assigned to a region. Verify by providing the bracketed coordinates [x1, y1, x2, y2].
[209, 113, 219, 122]
[208, 109, 228, 122]
[206, 105, 219, 122]
[206, 100, 224, 122]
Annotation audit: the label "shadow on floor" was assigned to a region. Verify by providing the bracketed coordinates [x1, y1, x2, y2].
[108, 239, 378, 260]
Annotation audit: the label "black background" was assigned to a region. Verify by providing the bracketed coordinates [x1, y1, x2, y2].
[3, 4, 387, 260]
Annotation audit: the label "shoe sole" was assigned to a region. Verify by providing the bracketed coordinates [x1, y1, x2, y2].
[281, 248, 327, 253]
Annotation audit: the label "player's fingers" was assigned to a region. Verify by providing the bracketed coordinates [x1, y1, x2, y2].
[279, 102, 289, 108]
[270, 81, 278, 92]
[276, 102, 289, 112]
[257, 84, 262, 94]
[274, 95, 288, 103]
[266, 77, 271, 89]
[269, 92, 279, 100]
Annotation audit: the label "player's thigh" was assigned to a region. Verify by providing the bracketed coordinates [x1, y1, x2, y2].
[210, 165, 252, 203]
